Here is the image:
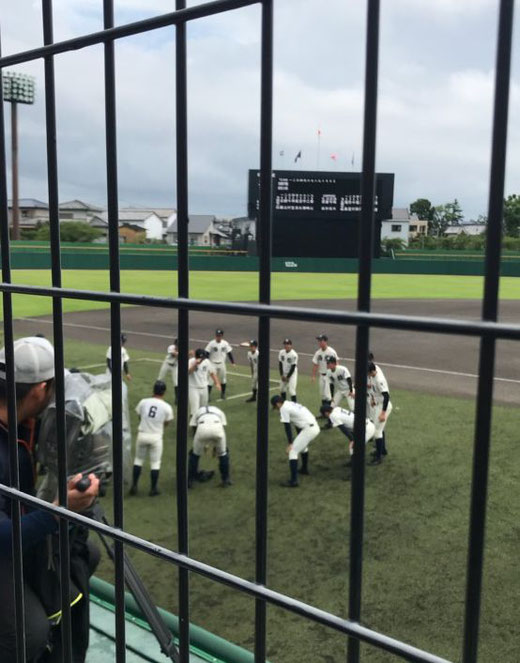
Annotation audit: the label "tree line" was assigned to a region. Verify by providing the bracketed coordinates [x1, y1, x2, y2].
[409, 195, 520, 238]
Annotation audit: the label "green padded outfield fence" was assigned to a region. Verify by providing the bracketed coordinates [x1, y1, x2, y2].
[4, 243, 520, 276]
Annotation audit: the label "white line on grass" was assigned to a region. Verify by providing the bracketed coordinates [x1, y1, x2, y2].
[20, 316, 520, 385]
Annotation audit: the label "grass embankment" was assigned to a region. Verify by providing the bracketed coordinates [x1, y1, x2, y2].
[4, 270, 519, 319]
[50, 339, 519, 663]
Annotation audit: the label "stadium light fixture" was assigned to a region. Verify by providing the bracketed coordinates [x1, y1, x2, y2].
[2, 71, 36, 240]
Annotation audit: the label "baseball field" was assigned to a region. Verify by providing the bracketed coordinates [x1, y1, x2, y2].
[4, 269, 520, 662]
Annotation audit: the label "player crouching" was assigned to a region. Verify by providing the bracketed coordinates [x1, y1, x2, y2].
[188, 405, 232, 488]
[319, 404, 375, 470]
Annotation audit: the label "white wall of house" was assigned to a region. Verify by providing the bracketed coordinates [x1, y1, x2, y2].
[143, 214, 164, 240]
[381, 220, 409, 245]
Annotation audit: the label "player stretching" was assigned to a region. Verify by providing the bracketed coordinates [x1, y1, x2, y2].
[129, 380, 174, 496]
[271, 395, 320, 487]
[188, 405, 231, 488]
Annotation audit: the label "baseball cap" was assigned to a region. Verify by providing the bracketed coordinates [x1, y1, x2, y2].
[195, 348, 207, 359]
[154, 380, 167, 395]
[270, 394, 283, 407]
[316, 334, 328, 341]
[215, 329, 224, 335]
[0, 336, 55, 384]
[325, 355, 337, 364]
[320, 403, 333, 415]
[283, 338, 292, 345]
[249, 339, 258, 346]
[121, 333, 127, 344]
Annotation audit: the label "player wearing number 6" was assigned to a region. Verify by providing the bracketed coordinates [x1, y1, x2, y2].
[129, 380, 174, 496]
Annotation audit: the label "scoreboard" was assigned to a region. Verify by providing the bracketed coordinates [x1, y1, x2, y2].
[248, 170, 394, 258]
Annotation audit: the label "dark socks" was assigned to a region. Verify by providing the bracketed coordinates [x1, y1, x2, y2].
[132, 464, 142, 488]
[290, 395, 297, 403]
[174, 386, 178, 404]
[221, 383, 227, 397]
[218, 453, 230, 482]
[375, 438, 383, 459]
[188, 450, 200, 484]
[208, 385, 212, 400]
[301, 452, 309, 473]
[150, 470, 159, 491]
[289, 459, 298, 484]
[382, 432, 387, 455]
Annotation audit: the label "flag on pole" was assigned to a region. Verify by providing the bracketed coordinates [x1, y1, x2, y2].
[294, 150, 302, 162]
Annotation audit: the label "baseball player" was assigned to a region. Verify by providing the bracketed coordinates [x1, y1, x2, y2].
[326, 356, 355, 411]
[271, 395, 320, 487]
[278, 338, 298, 402]
[129, 380, 174, 496]
[205, 329, 235, 400]
[189, 348, 221, 416]
[311, 334, 338, 408]
[319, 404, 375, 464]
[188, 405, 231, 488]
[367, 361, 392, 464]
[246, 339, 259, 402]
[106, 332, 131, 381]
[158, 338, 178, 404]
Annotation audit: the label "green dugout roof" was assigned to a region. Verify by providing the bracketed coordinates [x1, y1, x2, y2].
[88, 577, 258, 663]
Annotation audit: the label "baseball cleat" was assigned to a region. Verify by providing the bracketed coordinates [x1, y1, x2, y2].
[219, 479, 233, 487]
[298, 468, 310, 475]
[369, 457, 382, 465]
[149, 488, 161, 496]
[196, 470, 215, 482]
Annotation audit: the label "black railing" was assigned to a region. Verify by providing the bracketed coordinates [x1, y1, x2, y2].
[0, 1, 516, 663]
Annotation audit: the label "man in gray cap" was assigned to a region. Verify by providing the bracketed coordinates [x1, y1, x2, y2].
[0, 337, 99, 663]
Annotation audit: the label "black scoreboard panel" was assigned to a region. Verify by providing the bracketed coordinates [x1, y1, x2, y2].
[248, 170, 394, 257]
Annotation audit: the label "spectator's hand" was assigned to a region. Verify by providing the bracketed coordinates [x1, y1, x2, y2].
[66, 473, 99, 513]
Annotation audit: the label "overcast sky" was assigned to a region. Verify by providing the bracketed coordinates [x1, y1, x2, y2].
[1, 0, 519, 220]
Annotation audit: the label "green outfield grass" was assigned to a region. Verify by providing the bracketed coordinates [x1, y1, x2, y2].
[37, 339, 519, 663]
[3, 269, 519, 319]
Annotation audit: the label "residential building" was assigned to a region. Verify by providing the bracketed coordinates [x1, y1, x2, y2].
[409, 218, 428, 238]
[380, 207, 413, 246]
[59, 200, 103, 222]
[8, 198, 49, 230]
[444, 223, 486, 236]
[165, 214, 229, 247]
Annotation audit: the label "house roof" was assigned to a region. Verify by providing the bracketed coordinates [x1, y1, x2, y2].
[166, 214, 216, 234]
[8, 198, 48, 209]
[98, 210, 162, 225]
[391, 207, 410, 221]
[59, 199, 103, 212]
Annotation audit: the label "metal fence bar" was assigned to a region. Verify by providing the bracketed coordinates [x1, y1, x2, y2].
[0, 484, 455, 663]
[1, 284, 520, 340]
[0, 0, 260, 69]
[175, 2, 190, 661]
[41, 1, 73, 660]
[254, 1, 273, 660]
[103, 1, 126, 661]
[348, 2, 380, 661]
[0, 29, 26, 663]
[462, 2, 515, 662]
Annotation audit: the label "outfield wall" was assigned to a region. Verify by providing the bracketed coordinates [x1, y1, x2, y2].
[5, 249, 520, 275]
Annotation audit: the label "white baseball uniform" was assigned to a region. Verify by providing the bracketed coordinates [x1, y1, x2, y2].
[312, 345, 337, 401]
[329, 407, 375, 444]
[189, 357, 213, 415]
[278, 348, 298, 397]
[133, 397, 174, 470]
[279, 401, 319, 460]
[248, 349, 259, 390]
[106, 346, 130, 375]
[367, 365, 392, 438]
[205, 339, 233, 385]
[158, 343, 178, 388]
[191, 405, 227, 457]
[329, 364, 355, 410]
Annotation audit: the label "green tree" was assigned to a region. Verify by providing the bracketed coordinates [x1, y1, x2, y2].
[410, 198, 435, 220]
[34, 221, 103, 242]
[503, 194, 520, 237]
[429, 199, 464, 236]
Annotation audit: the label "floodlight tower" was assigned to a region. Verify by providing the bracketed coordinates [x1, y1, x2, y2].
[2, 71, 35, 240]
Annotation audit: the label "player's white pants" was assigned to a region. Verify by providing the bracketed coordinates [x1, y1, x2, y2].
[280, 370, 298, 398]
[318, 374, 332, 401]
[158, 361, 178, 388]
[348, 420, 377, 456]
[193, 423, 227, 456]
[134, 433, 163, 470]
[332, 390, 355, 411]
[211, 362, 227, 385]
[251, 370, 258, 391]
[289, 423, 320, 460]
[189, 386, 208, 416]
[368, 400, 393, 438]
